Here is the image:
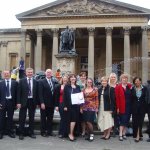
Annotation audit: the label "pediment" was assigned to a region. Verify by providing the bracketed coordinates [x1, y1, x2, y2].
[16, 0, 150, 19]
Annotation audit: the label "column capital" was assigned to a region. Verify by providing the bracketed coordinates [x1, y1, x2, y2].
[21, 29, 27, 33]
[105, 27, 113, 36]
[141, 26, 149, 31]
[1, 41, 8, 47]
[36, 28, 42, 37]
[123, 27, 131, 35]
[87, 27, 95, 36]
[52, 28, 59, 37]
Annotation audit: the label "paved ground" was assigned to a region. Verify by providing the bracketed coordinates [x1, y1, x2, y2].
[0, 134, 150, 150]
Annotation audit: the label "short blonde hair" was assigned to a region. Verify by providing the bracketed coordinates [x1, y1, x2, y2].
[101, 76, 108, 82]
[120, 74, 128, 81]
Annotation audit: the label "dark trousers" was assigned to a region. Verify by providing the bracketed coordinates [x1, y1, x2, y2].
[0, 100, 14, 134]
[40, 107, 54, 134]
[146, 104, 150, 138]
[58, 103, 68, 137]
[132, 112, 145, 138]
[19, 70, 25, 79]
[19, 99, 35, 135]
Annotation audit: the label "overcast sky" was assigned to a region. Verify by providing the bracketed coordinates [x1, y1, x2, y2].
[0, 0, 150, 29]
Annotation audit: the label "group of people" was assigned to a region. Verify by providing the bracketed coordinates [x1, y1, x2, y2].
[0, 68, 150, 144]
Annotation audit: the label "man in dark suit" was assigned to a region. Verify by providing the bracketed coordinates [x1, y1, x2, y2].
[39, 69, 56, 137]
[0, 70, 18, 139]
[17, 68, 38, 140]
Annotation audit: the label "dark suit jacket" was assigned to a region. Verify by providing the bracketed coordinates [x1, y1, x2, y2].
[98, 85, 115, 112]
[0, 79, 18, 109]
[131, 86, 147, 114]
[17, 78, 38, 107]
[38, 78, 56, 108]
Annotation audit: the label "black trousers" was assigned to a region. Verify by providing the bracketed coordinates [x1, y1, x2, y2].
[146, 104, 150, 138]
[40, 107, 54, 134]
[132, 112, 145, 138]
[58, 103, 68, 137]
[19, 99, 35, 135]
[0, 100, 14, 134]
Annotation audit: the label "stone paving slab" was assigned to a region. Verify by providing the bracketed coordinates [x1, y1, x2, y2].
[0, 134, 150, 150]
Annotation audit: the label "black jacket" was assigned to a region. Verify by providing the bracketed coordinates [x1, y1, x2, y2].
[17, 78, 38, 107]
[63, 84, 81, 109]
[38, 78, 56, 107]
[131, 86, 147, 114]
[98, 85, 115, 112]
[0, 79, 18, 109]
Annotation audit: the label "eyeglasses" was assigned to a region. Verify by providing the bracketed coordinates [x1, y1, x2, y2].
[87, 82, 92, 83]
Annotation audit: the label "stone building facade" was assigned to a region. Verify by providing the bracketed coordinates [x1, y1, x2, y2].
[0, 0, 150, 83]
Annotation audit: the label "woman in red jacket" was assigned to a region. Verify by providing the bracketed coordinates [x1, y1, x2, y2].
[115, 74, 132, 141]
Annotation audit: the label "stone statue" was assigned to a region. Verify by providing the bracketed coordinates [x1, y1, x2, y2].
[59, 26, 76, 54]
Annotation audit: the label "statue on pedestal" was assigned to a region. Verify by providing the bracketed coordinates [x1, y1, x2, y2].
[59, 26, 76, 54]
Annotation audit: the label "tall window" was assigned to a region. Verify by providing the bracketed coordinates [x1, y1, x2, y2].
[25, 53, 30, 68]
[9, 53, 18, 70]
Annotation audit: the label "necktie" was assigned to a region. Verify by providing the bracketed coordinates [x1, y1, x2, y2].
[49, 79, 53, 94]
[28, 79, 31, 96]
[6, 80, 10, 97]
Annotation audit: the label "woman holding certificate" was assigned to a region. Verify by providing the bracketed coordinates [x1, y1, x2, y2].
[63, 74, 81, 141]
[80, 78, 99, 141]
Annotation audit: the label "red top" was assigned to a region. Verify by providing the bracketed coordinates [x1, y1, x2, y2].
[115, 83, 132, 114]
[59, 88, 64, 103]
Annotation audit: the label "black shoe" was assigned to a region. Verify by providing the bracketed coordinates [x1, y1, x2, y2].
[135, 139, 139, 142]
[58, 135, 63, 138]
[19, 134, 24, 140]
[29, 134, 36, 139]
[41, 133, 47, 137]
[0, 134, 3, 139]
[47, 133, 56, 137]
[119, 136, 123, 141]
[147, 138, 150, 142]
[8, 133, 15, 138]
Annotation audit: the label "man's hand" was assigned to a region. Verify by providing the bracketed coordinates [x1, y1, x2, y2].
[41, 103, 45, 110]
[64, 107, 67, 111]
[17, 104, 21, 109]
[0, 104, 2, 110]
[55, 107, 59, 112]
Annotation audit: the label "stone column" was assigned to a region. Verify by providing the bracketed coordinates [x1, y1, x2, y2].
[35, 29, 42, 73]
[124, 27, 131, 77]
[52, 28, 59, 73]
[142, 26, 148, 84]
[105, 27, 113, 76]
[29, 35, 35, 68]
[88, 27, 95, 79]
[20, 29, 26, 60]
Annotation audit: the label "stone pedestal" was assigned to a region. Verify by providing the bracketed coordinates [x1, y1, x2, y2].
[55, 53, 78, 75]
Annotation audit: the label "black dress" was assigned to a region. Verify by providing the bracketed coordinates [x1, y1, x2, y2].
[63, 84, 81, 122]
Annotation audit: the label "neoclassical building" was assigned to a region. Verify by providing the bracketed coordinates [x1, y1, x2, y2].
[0, 0, 150, 82]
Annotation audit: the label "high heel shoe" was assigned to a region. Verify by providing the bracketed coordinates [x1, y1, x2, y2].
[119, 136, 123, 141]
[104, 136, 110, 140]
[135, 139, 139, 142]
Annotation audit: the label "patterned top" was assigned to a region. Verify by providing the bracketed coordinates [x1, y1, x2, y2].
[81, 88, 99, 112]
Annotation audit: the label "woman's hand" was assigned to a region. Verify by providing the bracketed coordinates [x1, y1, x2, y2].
[64, 107, 68, 111]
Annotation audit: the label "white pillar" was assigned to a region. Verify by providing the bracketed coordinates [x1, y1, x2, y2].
[124, 27, 131, 77]
[142, 26, 148, 84]
[20, 29, 26, 60]
[35, 29, 42, 73]
[52, 28, 59, 73]
[105, 27, 113, 76]
[88, 27, 95, 79]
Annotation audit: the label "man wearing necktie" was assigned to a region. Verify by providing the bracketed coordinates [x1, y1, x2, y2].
[38, 69, 56, 137]
[0, 70, 18, 139]
[17, 68, 38, 140]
